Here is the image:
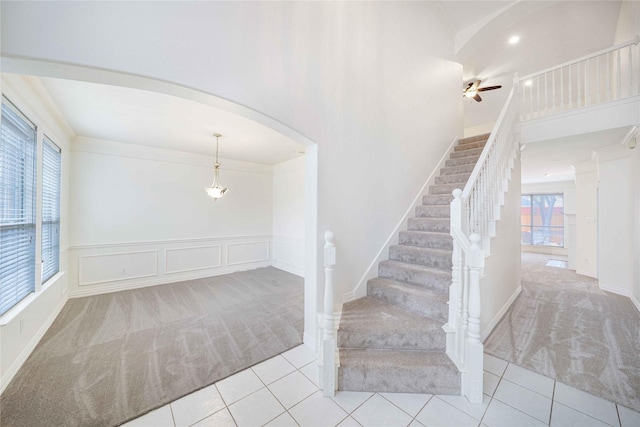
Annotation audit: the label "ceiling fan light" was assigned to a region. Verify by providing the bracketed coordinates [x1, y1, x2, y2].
[509, 35, 520, 45]
[465, 90, 477, 98]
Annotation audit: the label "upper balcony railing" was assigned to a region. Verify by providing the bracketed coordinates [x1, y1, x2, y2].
[518, 36, 640, 121]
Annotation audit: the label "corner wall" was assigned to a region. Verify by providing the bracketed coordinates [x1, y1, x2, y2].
[0, 75, 72, 393]
[272, 156, 305, 277]
[480, 149, 522, 340]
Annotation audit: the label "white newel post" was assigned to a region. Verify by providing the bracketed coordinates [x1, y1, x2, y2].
[445, 189, 463, 362]
[322, 231, 337, 396]
[464, 233, 484, 404]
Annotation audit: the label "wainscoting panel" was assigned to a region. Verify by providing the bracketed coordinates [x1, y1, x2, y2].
[165, 245, 222, 275]
[227, 241, 270, 266]
[68, 235, 272, 297]
[79, 251, 157, 286]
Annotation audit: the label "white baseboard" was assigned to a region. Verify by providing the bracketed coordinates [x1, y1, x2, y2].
[70, 261, 271, 298]
[599, 282, 640, 313]
[303, 331, 317, 352]
[272, 260, 304, 278]
[0, 293, 68, 394]
[481, 285, 522, 342]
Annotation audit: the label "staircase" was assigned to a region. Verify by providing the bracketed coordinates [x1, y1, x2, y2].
[337, 134, 489, 394]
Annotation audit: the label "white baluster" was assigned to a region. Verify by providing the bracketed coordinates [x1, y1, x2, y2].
[569, 63, 573, 109]
[606, 51, 611, 101]
[617, 49, 622, 99]
[596, 55, 600, 104]
[322, 231, 336, 396]
[629, 45, 633, 97]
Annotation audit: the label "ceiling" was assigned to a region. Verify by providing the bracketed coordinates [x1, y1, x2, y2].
[20, 1, 628, 177]
[38, 77, 304, 165]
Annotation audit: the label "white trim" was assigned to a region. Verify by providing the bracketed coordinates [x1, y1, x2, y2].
[78, 250, 158, 286]
[68, 234, 272, 251]
[69, 261, 271, 298]
[481, 285, 522, 342]
[349, 137, 459, 301]
[0, 288, 67, 394]
[598, 283, 640, 314]
[631, 295, 640, 314]
[303, 331, 317, 352]
[164, 245, 222, 275]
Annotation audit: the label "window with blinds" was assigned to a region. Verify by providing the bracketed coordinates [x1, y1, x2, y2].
[1, 98, 37, 316]
[42, 136, 61, 284]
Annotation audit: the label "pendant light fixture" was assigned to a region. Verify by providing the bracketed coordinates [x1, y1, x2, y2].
[205, 133, 228, 200]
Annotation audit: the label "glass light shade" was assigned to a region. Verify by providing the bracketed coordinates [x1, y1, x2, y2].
[464, 90, 477, 98]
[205, 163, 228, 200]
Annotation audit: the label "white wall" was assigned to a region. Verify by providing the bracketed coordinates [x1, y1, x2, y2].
[272, 156, 305, 276]
[574, 160, 599, 278]
[0, 1, 462, 345]
[596, 143, 639, 298]
[481, 150, 522, 340]
[0, 75, 72, 392]
[67, 137, 274, 296]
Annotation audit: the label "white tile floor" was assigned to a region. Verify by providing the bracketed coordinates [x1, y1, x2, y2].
[123, 347, 640, 427]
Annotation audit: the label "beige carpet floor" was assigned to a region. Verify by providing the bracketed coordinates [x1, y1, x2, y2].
[485, 253, 640, 412]
[0, 267, 304, 427]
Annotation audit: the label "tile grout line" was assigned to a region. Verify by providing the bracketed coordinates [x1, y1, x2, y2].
[548, 379, 556, 426]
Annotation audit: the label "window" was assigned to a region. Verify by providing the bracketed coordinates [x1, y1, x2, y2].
[521, 193, 564, 247]
[1, 98, 37, 316]
[42, 136, 61, 283]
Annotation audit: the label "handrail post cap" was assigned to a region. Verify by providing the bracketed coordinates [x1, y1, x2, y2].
[470, 234, 482, 245]
[324, 230, 334, 243]
[452, 188, 463, 198]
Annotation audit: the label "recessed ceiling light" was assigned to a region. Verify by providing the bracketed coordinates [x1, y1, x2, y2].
[509, 35, 520, 45]
[524, 79, 533, 86]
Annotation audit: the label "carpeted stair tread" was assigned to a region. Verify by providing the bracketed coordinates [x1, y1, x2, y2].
[450, 147, 483, 158]
[367, 278, 448, 320]
[422, 194, 455, 205]
[338, 348, 461, 394]
[439, 163, 476, 176]
[377, 262, 451, 293]
[415, 204, 449, 218]
[408, 217, 449, 232]
[458, 133, 490, 144]
[429, 182, 463, 195]
[445, 155, 480, 167]
[454, 140, 487, 151]
[435, 172, 471, 185]
[389, 244, 452, 270]
[398, 230, 453, 250]
[338, 296, 445, 351]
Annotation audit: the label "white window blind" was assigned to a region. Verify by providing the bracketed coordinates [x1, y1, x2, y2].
[42, 136, 61, 284]
[1, 98, 37, 316]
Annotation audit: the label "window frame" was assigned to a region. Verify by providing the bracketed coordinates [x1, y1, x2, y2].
[0, 96, 38, 316]
[521, 192, 565, 247]
[41, 135, 61, 284]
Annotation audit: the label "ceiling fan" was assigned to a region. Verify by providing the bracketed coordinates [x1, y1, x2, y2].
[463, 80, 502, 102]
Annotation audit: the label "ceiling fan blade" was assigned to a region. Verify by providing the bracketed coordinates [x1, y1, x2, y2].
[473, 94, 482, 102]
[477, 85, 502, 92]
[466, 82, 474, 90]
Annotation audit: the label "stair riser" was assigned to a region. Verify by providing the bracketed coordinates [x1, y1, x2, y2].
[415, 205, 449, 218]
[339, 363, 460, 394]
[445, 156, 480, 167]
[389, 246, 452, 270]
[450, 147, 483, 159]
[429, 184, 461, 195]
[459, 134, 489, 144]
[378, 262, 451, 293]
[439, 164, 476, 176]
[435, 173, 470, 185]
[422, 194, 454, 205]
[408, 218, 449, 233]
[368, 281, 448, 321]
[454, 141, 486, 152]
[398, 231, 453, 250]
[338, 327, 445, 351]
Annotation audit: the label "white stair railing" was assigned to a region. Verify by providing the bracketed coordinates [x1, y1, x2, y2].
[320, 231, 337, 396]
[519, 35, 640, 121]
[446, 81, 520, 404]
